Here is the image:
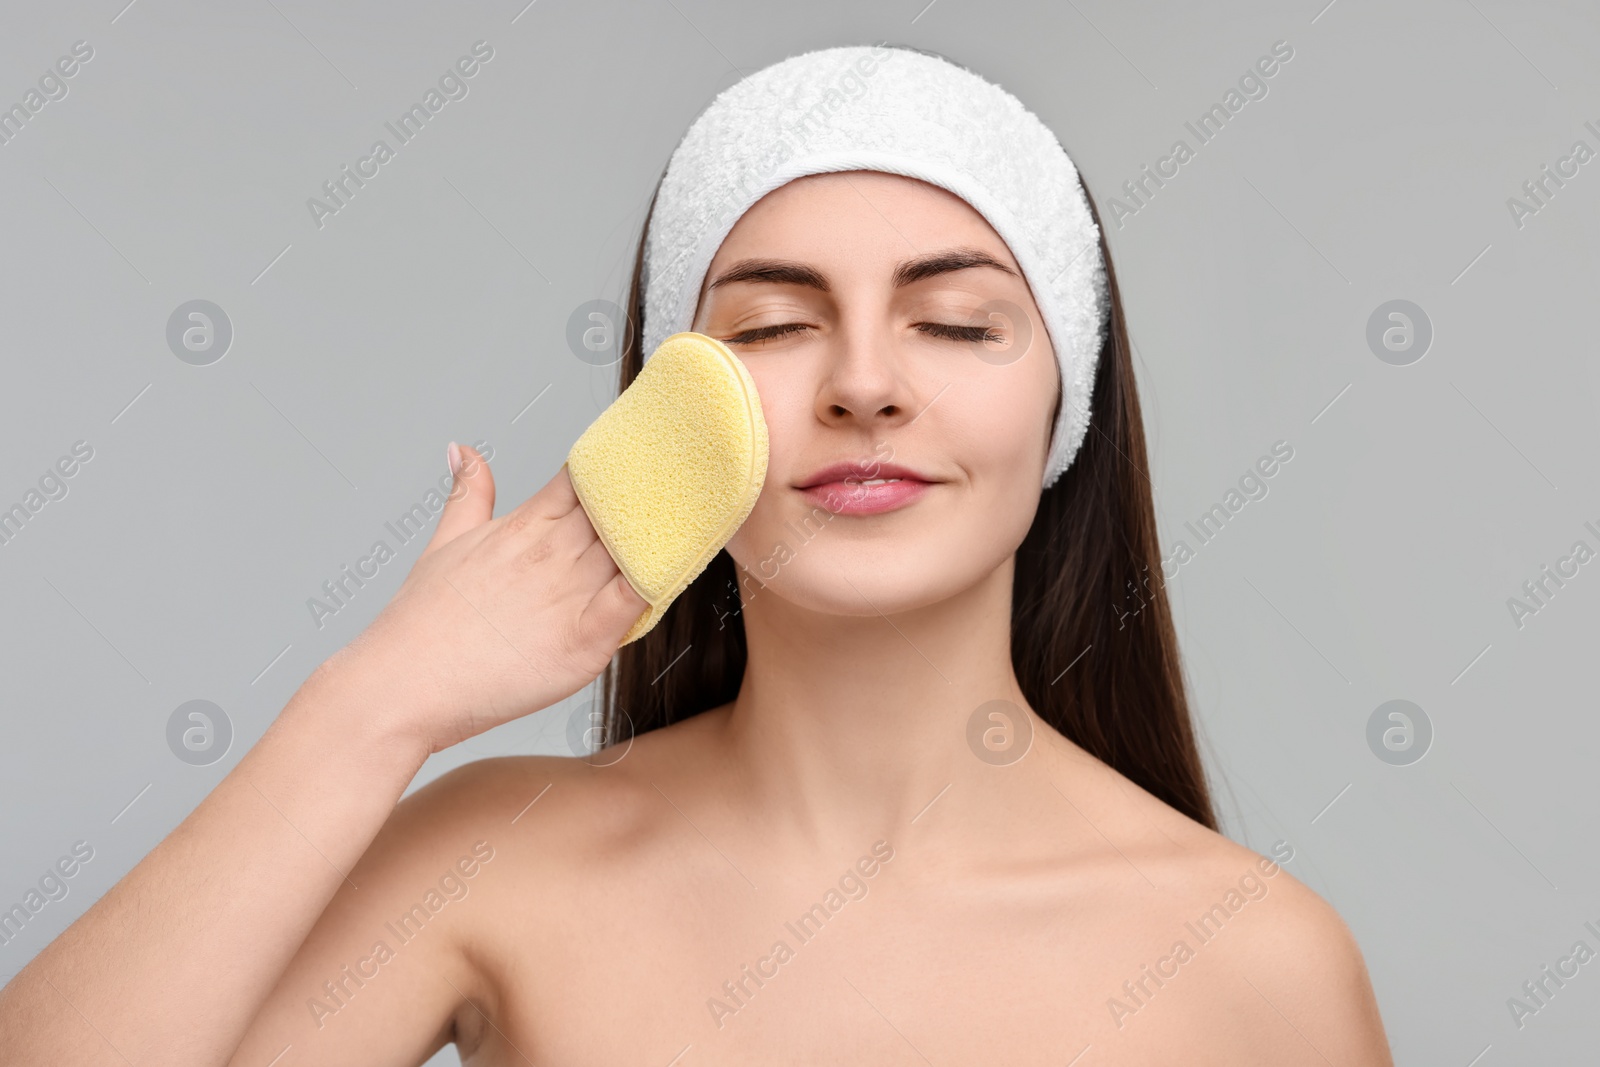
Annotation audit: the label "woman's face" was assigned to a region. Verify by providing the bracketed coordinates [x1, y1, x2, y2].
[691, 170, 1060, 618]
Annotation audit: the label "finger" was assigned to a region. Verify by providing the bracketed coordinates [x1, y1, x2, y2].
[496, 462, 581, 542]
[422, 442, 496, 559]
[573, 529, 623, 589]
[524, 491, 604, 568]
[578, 571, 651, 649]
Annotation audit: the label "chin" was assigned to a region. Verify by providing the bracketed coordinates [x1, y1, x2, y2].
[725, 497, 1023, 620]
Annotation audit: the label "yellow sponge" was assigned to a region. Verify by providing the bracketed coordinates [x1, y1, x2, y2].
[566, 331, 769, 644]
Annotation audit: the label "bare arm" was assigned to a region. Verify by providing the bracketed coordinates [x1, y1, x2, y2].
[0, 665, 431, 1065]
[0, 445, 647, 1065]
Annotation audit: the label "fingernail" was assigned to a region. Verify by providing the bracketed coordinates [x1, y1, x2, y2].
[447, 441, 462, 477]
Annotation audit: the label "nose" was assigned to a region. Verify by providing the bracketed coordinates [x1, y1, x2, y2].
[814, 324, 918, 432]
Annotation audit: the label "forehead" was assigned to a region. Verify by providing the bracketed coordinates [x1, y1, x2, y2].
[708, 171, 1022, 273]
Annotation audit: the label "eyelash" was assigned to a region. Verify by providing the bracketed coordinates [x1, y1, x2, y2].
[722, 322, 1003, 346]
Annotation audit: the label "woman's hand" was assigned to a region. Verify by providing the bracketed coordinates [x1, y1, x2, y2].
[0, 444, 639, 1066]
[325, 442, 649, 755]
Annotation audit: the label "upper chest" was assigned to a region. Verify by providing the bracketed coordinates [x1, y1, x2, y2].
[456, 841, 1274, 1066]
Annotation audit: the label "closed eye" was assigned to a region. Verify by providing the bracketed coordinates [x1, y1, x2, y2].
[721, 322, 1004, 345]
[721, 322, 811, 345]
[919, 322, 1004, 344]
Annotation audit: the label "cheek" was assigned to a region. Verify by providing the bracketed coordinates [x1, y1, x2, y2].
[724, 368, 807, 573]
[952, 344, 1059, 484]
[725, 428, 805, 575]
[934, 403, 1045, 547]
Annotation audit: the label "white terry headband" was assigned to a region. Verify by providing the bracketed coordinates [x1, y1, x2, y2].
[640, 42, 1110, 489]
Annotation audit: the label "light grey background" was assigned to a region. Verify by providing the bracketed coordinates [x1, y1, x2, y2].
[1, 0, 1596, 1063]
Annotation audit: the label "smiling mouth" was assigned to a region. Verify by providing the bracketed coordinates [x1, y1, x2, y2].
[798, 477, 930, 515]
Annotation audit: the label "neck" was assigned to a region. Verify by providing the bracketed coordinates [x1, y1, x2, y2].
[717, 555, 1043, 856]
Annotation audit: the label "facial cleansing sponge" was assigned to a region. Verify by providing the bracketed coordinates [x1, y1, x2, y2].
[565, 331, 769, 644]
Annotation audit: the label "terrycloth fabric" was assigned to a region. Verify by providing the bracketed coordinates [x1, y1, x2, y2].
[640, 43, 1109, 489]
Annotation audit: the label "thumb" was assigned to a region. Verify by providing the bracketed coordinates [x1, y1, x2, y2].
[423, 442, 496, 556]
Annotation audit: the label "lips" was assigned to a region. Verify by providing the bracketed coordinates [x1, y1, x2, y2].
[796, 460, 930, 488]
[795, 460, 934, 515]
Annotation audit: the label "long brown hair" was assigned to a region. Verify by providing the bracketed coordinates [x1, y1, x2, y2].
[600, 44, 1217, 831]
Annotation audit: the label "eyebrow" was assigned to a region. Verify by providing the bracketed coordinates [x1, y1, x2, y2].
[704, 246, 1020, 294]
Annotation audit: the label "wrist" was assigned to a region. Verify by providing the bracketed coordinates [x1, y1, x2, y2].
[288, 649, 438, 774]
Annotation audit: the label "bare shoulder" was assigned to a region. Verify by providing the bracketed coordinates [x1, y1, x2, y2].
[1131, 826, 1393, 1064]
[228, 743, 651, 1064]
[420, 707, 722, 839]
[405, 746, 672, 876]
[407, 709, 724, 902]
[393, 734, 699, 1059]
[1215, 849, 1391, 1061]
[1033, 736, 1391, 1062]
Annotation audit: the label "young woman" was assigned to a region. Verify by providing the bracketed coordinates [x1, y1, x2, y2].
[0, 44, 1391, 1066]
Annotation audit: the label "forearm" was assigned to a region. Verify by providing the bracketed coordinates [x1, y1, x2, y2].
[0, 662, 431, 1066]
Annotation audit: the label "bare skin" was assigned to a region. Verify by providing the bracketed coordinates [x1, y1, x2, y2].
[0, 172, 1392, 1066]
